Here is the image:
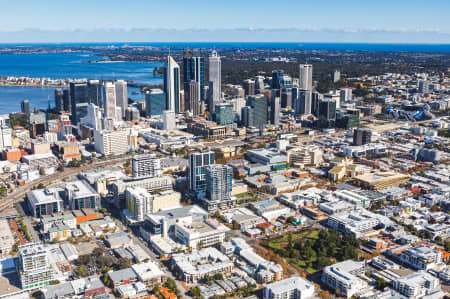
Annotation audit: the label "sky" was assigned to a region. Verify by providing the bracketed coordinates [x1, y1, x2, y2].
[0, 0, 449, 43]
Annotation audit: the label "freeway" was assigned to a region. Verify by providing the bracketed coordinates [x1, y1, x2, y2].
[0, 157, 129, 213]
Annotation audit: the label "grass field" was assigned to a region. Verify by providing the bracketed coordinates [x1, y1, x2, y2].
[267, 229, 320, 250]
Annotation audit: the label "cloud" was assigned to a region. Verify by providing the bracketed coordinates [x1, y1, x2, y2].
[0, 27, 449, 43]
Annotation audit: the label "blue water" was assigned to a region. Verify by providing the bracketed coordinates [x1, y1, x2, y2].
[2, 42, 450, 52]
[0, 52, 163, 83]
[0, 86, 145, 115]
[0, 52, 161, 113]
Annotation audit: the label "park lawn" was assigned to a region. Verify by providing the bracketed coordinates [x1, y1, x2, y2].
[268, 229, 320, 249]
[288, 258, 319, 274]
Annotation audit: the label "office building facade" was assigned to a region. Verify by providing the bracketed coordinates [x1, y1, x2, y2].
[145, 89, 166, 117]
[188, 151, 215, 198]
[164, 56, 181, 112]
[208, 50, 221, 111]
[132, 155, 161, 178]
[299, 64, 313, 91]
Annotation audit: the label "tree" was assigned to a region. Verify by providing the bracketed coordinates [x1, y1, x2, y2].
[166, 277, 178, 293]
[75, 265, 89, 277]
[319, 291, 332, 299]
[189, 286, 202, 298]
[37, 183, 45, 189]
[213, 273, 224, 281]
[376, 278, 388, 290]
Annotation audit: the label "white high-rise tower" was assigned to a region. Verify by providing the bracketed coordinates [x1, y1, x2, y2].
[299, 64, 313, 91]
[103, 81, 117, 119]
[115, 80, 128, 119]
[208, 50, 221, 112]
[164, 56, 181, 112]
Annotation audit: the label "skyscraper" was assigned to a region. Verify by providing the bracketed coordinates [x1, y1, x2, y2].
[214, 102, 233, 125]
[280, 88, 292, 109]
[299, 64, 313, 91]
[188, 151, 214, 199]
[248, 94, 268, 129]
[145, 89, 166, 117]
[208, 50, 221, 111]
[340, 88, 352, 103]
[54, 89, 63, 112]
[241, 106, 254, 127]
[298, 90, 312, 115]
[255, 75, 265, 93]
[271, 70, 284, 89]
[270, 96, 280, 126]
[206, 164, 232, 203]
[243, 79, 255, 96]
[164, 56, 181, 112]
[70, 82, 89, 124]
[318, 99, 336, 128]
[21, 99, 30, 115]
[332, 70, 341, 83]
[183, 56, 205, 102]
[63, 89, 71, 113]
[88, 80, 102, 107]
[115, 80, 128, 118]
[103, 81, 117, 120]
[184, 81, 201, 116]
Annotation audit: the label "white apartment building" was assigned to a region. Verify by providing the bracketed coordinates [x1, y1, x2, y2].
[18, 242, 55, 290]
[327, 209, 388, 237]
[94, 129, 130, 156]
[322, 260, 367, 298]
[392, 271, 441, 298]
[398, 245, 443, 270]
[174, 218, 230, 249]
[264, 276, 315, 299]
[132, 155, 161, 178]
[126, 187, 153, 222]
[172, 247, 234, 283]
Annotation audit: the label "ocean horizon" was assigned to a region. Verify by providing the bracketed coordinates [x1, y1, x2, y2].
[1, 42, 450, 53]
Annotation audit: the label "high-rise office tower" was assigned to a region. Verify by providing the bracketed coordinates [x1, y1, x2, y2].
[208, 50, 221, 110]
[318, 99, 336, 128]
[332, 70, 341, 83]
[115, 80, 128, 118]
[271, 70, 284, 89]
[214, 103, 233, 125]
[243, 79, 255, 96]
[125, 107, 140, 121]
[87, 80, 102, 107]
[164, 56, 181, 112]
[270, 96, 280, 126]
[280, 88, 293, 109]
[54, 89, 63, 112]
[70, 82, 89, 124]
[162, 110, 176, 130]
[188, 151, 215, 198]
[18, 242, 55, 289]
[298, 90, 312, 115]
[280, 75, 293, 89]
[80, 103, 102, 131]
[340, 88, 352, 103]
[63, 89, 71, 113]
[183, 56, 205, 102]
[255, 75, 265, 93]
[248, 94, 268, 129]
[103, 81, 117, 120]
[311, 92, 323, 117]
[241, 106, 254, 127]
[353, 128, 373, 146]
[205, 164, 232, 202]
[132, 155, 161, 178]
[145, 89, 166, 117]
[299, 64, 313, 91]
[184, 81, 201, 116]
[418, 80, 430, 93]
[21, 99, 30, 115]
